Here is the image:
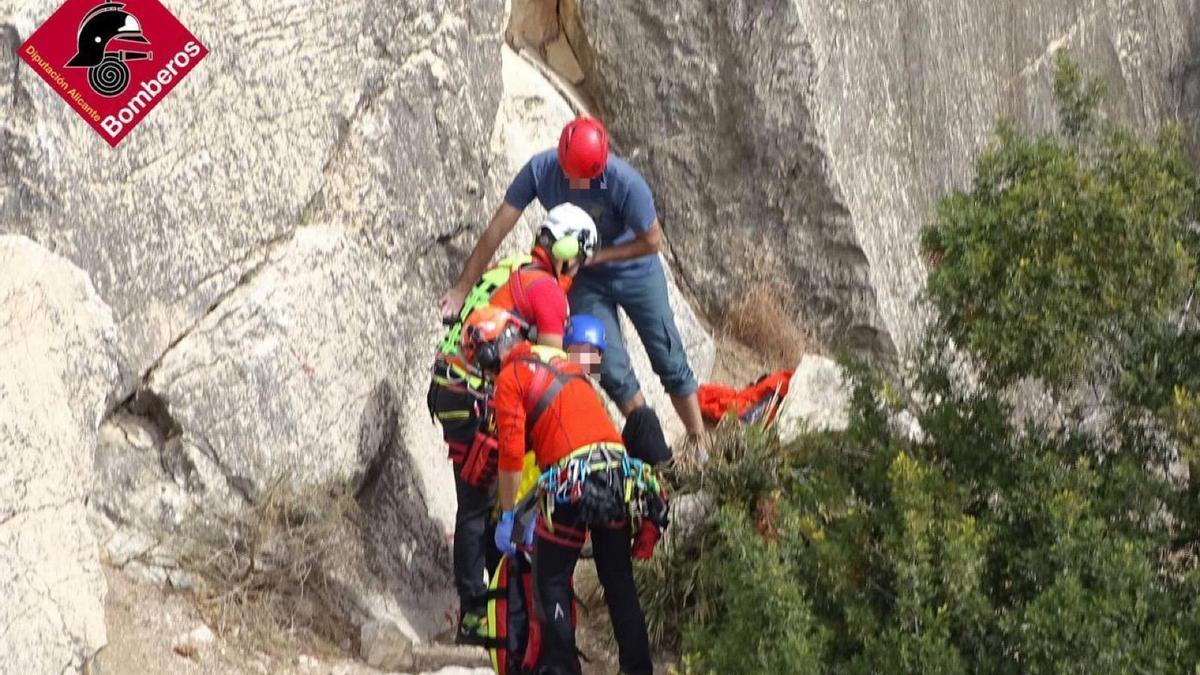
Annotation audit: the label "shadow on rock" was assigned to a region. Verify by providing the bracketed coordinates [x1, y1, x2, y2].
[355, 380, 454, 629]
[1171, 4, 1200, 164]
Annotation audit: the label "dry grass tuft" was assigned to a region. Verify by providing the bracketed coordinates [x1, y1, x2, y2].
[174, 477, 361, 658]
[723, 282, 812, 370]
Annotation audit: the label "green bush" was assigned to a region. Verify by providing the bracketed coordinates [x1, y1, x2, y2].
[652, 361, 1198, 673]
[681, 507, 826, 675]
[643, 54, 1200, 673]
[920, 52, 1197, 388]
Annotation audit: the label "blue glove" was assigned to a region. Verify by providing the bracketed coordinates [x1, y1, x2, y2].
[495, 510, 516, 556]
[522, 514, 538, 549]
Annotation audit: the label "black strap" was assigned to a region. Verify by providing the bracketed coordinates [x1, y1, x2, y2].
[479, 637, 507, 650]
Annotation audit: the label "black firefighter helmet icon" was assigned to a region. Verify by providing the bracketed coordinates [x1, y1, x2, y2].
[65, 2, 153, 98]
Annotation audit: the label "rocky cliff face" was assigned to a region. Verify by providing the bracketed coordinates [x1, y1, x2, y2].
[1, 0, 504, 394]
[0, 236, 118, 675]
[0, 0, 713, 667]
[5, 0, 1199, 670]
[2, 0, 509, 652]
[563, 0, 1200, 357]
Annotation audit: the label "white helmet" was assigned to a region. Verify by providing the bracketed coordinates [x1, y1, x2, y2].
[538, 203, 599, 262]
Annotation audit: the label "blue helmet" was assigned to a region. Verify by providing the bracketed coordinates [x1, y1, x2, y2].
[564, 314, 606, 352]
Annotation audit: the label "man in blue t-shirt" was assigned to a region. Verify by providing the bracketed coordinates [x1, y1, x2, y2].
[438, 116, 706, 452]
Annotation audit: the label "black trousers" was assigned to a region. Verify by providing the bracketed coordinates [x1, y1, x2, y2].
[428, 377, 500, 610]
[454, 469, 500, 610]
[532, 501, 652, 675]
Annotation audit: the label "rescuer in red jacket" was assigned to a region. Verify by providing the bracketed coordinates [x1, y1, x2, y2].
[460, 307, 655, 675]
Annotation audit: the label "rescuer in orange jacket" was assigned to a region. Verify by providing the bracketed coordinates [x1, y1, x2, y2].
[460, 307, 654, 675]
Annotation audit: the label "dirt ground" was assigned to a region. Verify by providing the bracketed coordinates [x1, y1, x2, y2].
[98, 561, 660, 675]
[98, 565, 310, 675]
[573, 561, 678, 675]
[96, 566, 488, 675]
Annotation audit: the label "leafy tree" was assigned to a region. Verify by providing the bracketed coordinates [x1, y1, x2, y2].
[920, 52, 1197, 388]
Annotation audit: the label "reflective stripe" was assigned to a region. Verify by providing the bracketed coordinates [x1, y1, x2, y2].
[486, 559, 503, 673]
[431, 358, 487, 394]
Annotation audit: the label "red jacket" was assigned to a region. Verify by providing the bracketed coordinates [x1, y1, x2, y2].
[494, 343, 622, 472]
[489, 247, 572, 338]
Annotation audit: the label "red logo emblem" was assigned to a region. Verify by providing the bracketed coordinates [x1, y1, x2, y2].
[18, 0, 208, 147]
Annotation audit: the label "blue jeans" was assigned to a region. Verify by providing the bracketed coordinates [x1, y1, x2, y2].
[568, 265, 698, 406]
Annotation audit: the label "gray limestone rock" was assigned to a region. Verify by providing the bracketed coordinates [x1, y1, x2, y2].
[774, 355, 851, 444]
[575, 0, 1200, 358]
[0, 236, 118, 674]
[0, 0, 505, 398]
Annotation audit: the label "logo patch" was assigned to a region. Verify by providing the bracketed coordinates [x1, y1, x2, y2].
[18, 0, 208, 147]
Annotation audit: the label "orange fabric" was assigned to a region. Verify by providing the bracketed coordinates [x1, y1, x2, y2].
[698, 371, 793, 424]
[494, 342, 621, 472]
[698, 384, 740, 421]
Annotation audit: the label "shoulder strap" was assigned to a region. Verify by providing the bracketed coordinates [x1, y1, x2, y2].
[515, 354, 590, 431]
[506, 261, 557, 325]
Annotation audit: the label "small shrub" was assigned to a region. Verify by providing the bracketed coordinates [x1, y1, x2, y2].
[175, 477, 361, 656]
[680, 507, 826, 675]
[651, 354, 1199, 672]
[636, 420, 787, 651]
[724, 281, 811, 369]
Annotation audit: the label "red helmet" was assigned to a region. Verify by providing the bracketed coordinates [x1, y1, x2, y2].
[557, 117, 609, 180]
[460, 306, 527, 371]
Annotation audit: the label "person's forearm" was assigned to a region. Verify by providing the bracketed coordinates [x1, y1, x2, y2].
[592, 238, 659, 265]
[454, 204, 522, 291]
[455, 226, 505, 291]
[591, 218, 664, 266]
[498, 469, 522, 511]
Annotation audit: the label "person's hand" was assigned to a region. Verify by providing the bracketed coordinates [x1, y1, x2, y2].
[673, 432, 710, 472]
[438, 286, 467, 322]
[690, 432, 711, 464]
[583, 248, 607, 267]
[494, 510, 517, 556]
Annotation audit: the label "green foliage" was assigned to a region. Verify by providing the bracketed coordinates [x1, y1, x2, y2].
[680, 507, 826, 675]
[650, 361, 1198, 673]
[643, 55, 1200, 673]
[634, 420, 790, 650]
[1052, 50, 1107, 139]
[1117, 327, 1200, 478]
[920, 53, 1198, 387]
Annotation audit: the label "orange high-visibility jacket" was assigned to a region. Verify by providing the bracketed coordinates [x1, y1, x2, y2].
[494, 342, 622, 473]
